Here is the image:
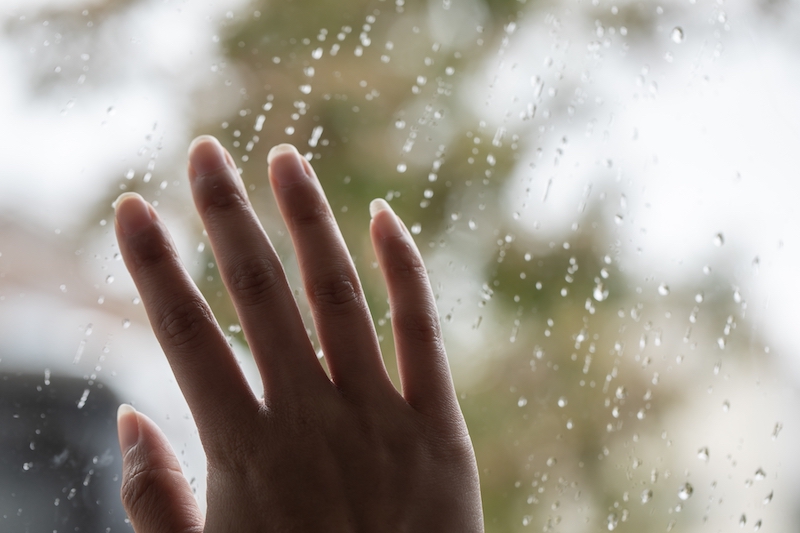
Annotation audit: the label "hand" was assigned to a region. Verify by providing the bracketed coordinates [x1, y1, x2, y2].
[113, 136, 484, 532]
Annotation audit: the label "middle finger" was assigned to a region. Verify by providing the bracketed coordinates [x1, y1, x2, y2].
[188, 136, 328, 398]
[268, 144, 393, 397]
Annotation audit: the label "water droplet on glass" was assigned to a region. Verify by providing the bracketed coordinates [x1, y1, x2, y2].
[593, 283, 608, 302]
[396, 163, 407, 173]
[697, 447, 709, 462]
[754, 468, 766, 480]
[754, 519, 762, 531]
[517, 396, 528, 407]
[299, 84, 312, 94]
[763, 491, 773, 504]
[671, 27, 685, 43]
[723, 400, 731, 412]
[105, 275, 114, 284]
[122, 318, 130, 329]
[557, 396, 567, 408]
[714, 233, 724, 246]
[739, 514, 747, 527]
[641, 489, 653, 503]
[677, 482, 694, 500]
[615, 386, 627, 400]
[695, 292, 704, 303]
[76, 388, 90, 409]
[658, 283, 670, 296]
[546, 457, 557, 467]
[22, 462, 32, 471]
[607, 512, 619, 531]
[410, 223, 421, 235]
[717, 337, 726, 349]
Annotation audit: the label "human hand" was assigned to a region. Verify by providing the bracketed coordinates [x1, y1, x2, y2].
[113, 136, 484, 532]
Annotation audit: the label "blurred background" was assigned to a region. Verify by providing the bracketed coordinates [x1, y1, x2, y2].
[1, 0, 799, 531]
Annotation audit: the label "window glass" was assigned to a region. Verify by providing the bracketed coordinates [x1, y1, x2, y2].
[1, 0, 798, 530]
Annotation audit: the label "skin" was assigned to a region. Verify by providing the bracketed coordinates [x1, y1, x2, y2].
[113, 136, 484, 533]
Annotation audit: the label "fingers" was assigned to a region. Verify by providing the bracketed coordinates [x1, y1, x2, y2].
[369, 200, 459, 415]
[186, 137, 327, 396]
[268, 145, 392, 395]
[118, 405, 204, 533]
[114, 193, 258, 439]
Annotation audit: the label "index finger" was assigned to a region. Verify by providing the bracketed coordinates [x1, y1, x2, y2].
[115, 193, 258, 442]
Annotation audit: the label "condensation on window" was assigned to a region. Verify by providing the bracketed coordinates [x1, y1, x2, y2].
[0, 0, 798, 531]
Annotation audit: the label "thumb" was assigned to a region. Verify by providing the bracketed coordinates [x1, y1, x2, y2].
[117, 404, 204, 533]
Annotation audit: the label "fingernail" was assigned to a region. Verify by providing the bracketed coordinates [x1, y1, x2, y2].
[267, 144, 307, 186]
[369, 198, 404, 239]
[117, 404, 139, 453]
[189, 135, 229, 176]
[115, 193, 153, 236]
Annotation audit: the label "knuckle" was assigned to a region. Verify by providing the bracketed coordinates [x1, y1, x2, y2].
[284, 185, 332, 228]
[386, 238, 426, 280]
[226, 255, 283, 307]
[128, 228, 173, 269]
[156, 299, 212, 350]
[195, 170, 249, 214]
[397, 309, 442, 345]
[120, 462, 183, 519]
[309, 272, 361, 314]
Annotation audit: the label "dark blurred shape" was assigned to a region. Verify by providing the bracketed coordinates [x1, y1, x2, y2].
[0, 372, 130, 532]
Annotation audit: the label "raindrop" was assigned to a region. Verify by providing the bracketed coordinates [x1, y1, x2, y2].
[772, 422, 783, 440]
[285, 126, 295, 135]
[22, 462, 32, 471]
[299, 84, 312, 94]
[517, 396, 528, 407]
[671, 27, 685, 43]
[763, 491, 773, 504]
[410, 223, 421, 235]
[658, 283, 670, 296]
[105, 275, 114, 284]
[641, 489, 653, 503]
[122, 319, 130, 329]
[754, 468, 766, 481]
[308, 125, 324, 148]
[396, 163, 407, 173]
[615, 386, 627, 400]
[607, 512, 619, 531]
[254, 114, 266, 132]
[714, 233, 725, 246]
[753, 519, 762, 531]
[557, 396, 567, 407]
[695, 292, 704, 303]
[739, 514, 747, 527]
[677, 483, 693, 500]
[717, 337, 726, 349]
[722, 400, 730, 412]
[546, 457, 557, 467]
[76, 388, 90, 409]
[593, 283, 608, 302]
[697, 447, 709, 462]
